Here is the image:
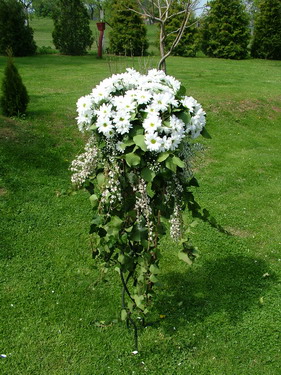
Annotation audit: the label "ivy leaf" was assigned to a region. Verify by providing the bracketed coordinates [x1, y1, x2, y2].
[165, 156, 177, 173]
[130, 125, 144, 137]
[121, 309, 127, 321]
[97, 173, 105, 187]
[176, 111, 191, 124]
[177, 84, 186, 97]
[201, 127, 212, 139]
[133, 134, 147, 151]
[149, 274, 158, 283]
[133, 294, 144, 309]
[146, 182, 155, 198]
[189, 177, 199, 187]
[157, 152, 170, 163]
[178, 251, 193, 265]
[119, 139, 134, 150]
[89, 194, 99, 208]
[141, 167, 155, 183]
[125, 152, 141, 167]
[172, 156, 185, 168]
[149, 264, 160, 274]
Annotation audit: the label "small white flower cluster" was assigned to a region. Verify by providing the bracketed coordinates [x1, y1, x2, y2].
[133, 178, 154, 243]
[100, 161, 122, 208]
[76, 68, 206, 153]
[170, 203, 183, 241]
[70, 137, 98, 188]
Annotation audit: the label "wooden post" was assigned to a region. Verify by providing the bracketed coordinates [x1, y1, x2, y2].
[96, 22, 106, 58]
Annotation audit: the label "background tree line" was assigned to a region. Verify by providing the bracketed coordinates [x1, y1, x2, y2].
[0, 0, 280, 60]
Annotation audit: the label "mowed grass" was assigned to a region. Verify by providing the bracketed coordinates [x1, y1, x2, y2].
[1, 26, 281, 375]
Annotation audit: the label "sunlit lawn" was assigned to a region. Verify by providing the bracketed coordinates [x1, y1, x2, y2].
[0, 19, 281, 375]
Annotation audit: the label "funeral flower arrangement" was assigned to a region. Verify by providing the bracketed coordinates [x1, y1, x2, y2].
[71, 68, 209, 343]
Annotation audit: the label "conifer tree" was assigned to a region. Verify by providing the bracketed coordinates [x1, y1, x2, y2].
[200, 0, 250, 59]
[251, 0, 281, 60]
[0, 50, 29, 117]
[52, 0, 94, 55]
[0, 0, 36, 56]
[109, 0, 149, 56]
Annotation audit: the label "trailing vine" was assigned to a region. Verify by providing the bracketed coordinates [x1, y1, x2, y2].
[71, 68, 212, 351]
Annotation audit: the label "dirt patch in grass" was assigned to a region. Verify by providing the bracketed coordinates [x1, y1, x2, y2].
[225, 227, 253, 238]
[0, 126, 17, 140]
[0, 188, 8, 196]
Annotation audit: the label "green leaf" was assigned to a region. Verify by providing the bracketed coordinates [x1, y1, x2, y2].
[89, 194, 99, 208]
[97, 173, 105, 187]
[149, 274, 158, 283]
[201, 127, 212, 139]
[165, 156, 177, 173]
[172, 156, 185, 168]
[119, 139, 134, 150]
[177, 84, 186, 97]
[133, 294, 144, 309]
[121, 309, 127, 321]
[178, 251, 193, 265]
[125, 152, 141, 167]
[146, 181, 155, 198]
[157, 152, 170, 163]
[149, 264, 160, 274]
[141, 167, 155, 183]
[189, 177, 199, 187]
[130, 125, 144, 137]
[133, 134, 147, 151]
[177, 111, 191, 124]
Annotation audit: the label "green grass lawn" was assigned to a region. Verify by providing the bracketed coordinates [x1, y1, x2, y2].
[1, 37, 281, 375]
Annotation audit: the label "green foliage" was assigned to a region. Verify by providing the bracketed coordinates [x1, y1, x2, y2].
[0, 51, 29, 116]
[32, 0, 58, 17]
[251, 0, 281, 60]
[165, 7, 199, 57]
[52, 0, 94, 55]
[0, 0, 36, 56]
[200, 0, 250, 59]
[109, 0, 149, 56]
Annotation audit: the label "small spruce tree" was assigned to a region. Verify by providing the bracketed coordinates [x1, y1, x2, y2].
[109, 0, 149, 56]
[0, 50, 29, 117]
[52, 0, 94, 55]
[251, 0, 281, 60]
[0, 0, 36, 56]
[200, 0, 250, 59]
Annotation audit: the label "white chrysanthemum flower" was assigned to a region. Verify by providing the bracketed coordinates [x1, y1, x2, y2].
[145, 132, 163, 152]
[143, 114, 162, 133]
[91, 85, 111, 103]
[144, 105, 158, 115]
[165, 75, 181, 93]
[152, 92, 174, 112]
[94, 103, 113, 117]
[77, 95, 93, 112]
[181, 96, 198, 113]
[169, 133, 183, 151]
[134, 90, 152, 105]
[170, 115, 185, 134]
[96, 116, 114, 132]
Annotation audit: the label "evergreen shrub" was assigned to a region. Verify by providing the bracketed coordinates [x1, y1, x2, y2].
[0, 50, 29, 117]
[251, 0, 281, 60]
[200, 0, 250, 59]
[0, 0, 36, 56]
[109, 0, 149, 56]
[52, 0, 93, 55]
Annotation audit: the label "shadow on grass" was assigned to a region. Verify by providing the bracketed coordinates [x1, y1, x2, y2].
[0, 116, 71, 191]
[154, 255, 274, 328]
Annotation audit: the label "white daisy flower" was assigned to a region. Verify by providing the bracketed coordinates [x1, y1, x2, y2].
[143, 115, 162, 133]
[145, 132, 162, 152]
